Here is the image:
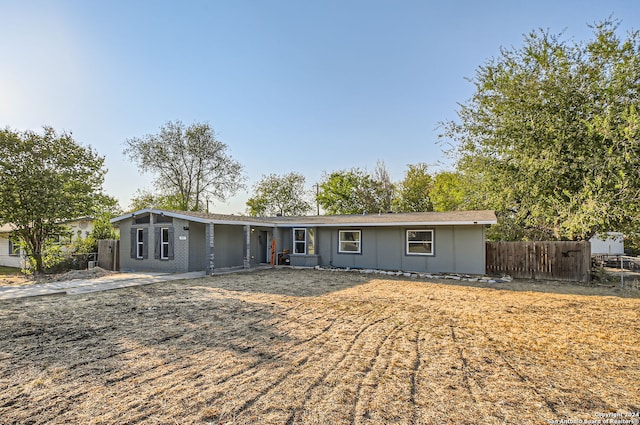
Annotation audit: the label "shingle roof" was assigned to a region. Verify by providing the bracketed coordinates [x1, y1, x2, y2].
[268, 210, 497, 226]
[112, 208, 497, 227]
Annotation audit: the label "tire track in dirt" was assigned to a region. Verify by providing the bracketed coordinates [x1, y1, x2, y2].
[476, 323, 571, 417]
[489, 341, 562, 416]
[281, 314, 396, 425]
[196, 307, 378, 423]
[408, 328, 421, 425]
[204, 308, 369, 393]
[349, 323, 404, 425]
[216, 311, 391, 423]
[449, 323, 478, 404]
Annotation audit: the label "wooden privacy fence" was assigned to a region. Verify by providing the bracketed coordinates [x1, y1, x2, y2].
[486, 241, 591, 282]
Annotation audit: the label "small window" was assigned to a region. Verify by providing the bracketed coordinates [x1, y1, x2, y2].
[137, 228, 145, 259]
[293, 228, 306, 254]
[134, 215, 150, 225]
[307, 228, 315, 255]
[339, 230, 361, 253]
[154, 215, 173, 224]
[8, 238, 19, 257]
[406, 230, 434, 255]
[161, 227, 170, 259]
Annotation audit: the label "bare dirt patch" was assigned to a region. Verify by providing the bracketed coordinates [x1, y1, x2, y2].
[0, 268, 638, 424]
[0, 267, 114, 287]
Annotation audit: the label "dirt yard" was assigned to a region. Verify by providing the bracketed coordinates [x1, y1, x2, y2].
[0, 268, 638, 424]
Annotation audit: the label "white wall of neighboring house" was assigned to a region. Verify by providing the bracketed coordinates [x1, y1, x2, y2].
[61, 217, 95, 243]
[590, 232, 624, 255]
[0, 218, 96, 269]
[0, 233, 24, 268]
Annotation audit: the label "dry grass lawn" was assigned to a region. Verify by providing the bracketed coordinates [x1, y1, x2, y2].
[0, 268, 639, 424]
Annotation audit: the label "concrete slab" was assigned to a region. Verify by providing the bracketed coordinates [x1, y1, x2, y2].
[0, 271, 206, 300]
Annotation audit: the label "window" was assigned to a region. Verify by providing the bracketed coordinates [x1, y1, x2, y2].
[137, 228, 145, 259]
[161, 228, 170, 259]
[155, 227, 174, 260]
[291, 228, 315, 255]
[130, 227, 148, 259]
[154, 215, 173, 224]
[134, 215, 150, 225]
[307, 228, 315, 255]
[293, 228, 306, 254]
[339, 230, 361, 253]
[406, 230, 434, 255]
[8, 237, 19, 257]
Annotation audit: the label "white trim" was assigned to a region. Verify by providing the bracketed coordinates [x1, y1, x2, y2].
[160, 227, 170, 260]
[406, 229, 434, 256]
[293, 228, 307, 255]
[111, 209, 278, 227]
[287, 220, 495, 227]
[338, 230, 361, 254]
[136, 228, 144, 259]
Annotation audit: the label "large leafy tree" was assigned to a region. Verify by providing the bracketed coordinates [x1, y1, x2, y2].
[317, 168, 377, 215]
[393, 163, 433, 212]
[318, 163, 397, 215]
[430, 171, 466, 212]
[246, 172, 312, 216]
[442, 19, 640, 240]
[124, 120, 245, 211]
[0, 127, 110, 273]
[127, 188, 184, 212]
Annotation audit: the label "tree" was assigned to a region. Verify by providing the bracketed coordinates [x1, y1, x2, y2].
[317, 168, 374, 215]
[0, 127, 110, 273]
[371, 160, 396, 213]
[317, 164, 399, 215]
[430, 171, 466, 212]
[127, 188, 183, 212]
[124, 120, 245, 211]
[393, 163, 433, 212]
[246, 172, 312, 216]
[441, 19, 640, 240]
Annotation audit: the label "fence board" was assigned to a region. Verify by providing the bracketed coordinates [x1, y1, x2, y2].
[486, 241, 590, 282]
[97, 239, 120, 271]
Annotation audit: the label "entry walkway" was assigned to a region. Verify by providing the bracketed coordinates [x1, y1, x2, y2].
[0, 271, 206, 300]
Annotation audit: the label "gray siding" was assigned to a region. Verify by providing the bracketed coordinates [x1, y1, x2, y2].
[188, 222, 207, 271]
[316, 225, 486, 275]
[213, 224, 244, 269]
[119, 216, 190, 273]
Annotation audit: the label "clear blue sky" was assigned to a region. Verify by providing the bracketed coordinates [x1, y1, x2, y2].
[1, 0, 638, 214]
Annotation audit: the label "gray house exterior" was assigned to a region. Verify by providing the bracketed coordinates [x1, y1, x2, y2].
[111, 209, 497, 275]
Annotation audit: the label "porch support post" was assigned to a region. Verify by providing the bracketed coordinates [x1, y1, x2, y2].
[243, 224, 251, 270]
[205, 223, 215, 275]
[272, 227, 280, 265]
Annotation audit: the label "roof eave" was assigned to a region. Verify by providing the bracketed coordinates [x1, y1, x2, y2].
[275, 220, 497, 227]
[110, 208, 278, 227]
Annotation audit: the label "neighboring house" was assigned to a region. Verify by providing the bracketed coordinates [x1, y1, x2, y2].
[0, 217, 96, 268]
[57, 216, 95, 245]
[589, 232, 624, 256]
[111, 209, 497, 275]
[0, 224, 24, 268]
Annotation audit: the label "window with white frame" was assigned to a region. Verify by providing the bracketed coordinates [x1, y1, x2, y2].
[338, 230, 361, 253]
[161, 227, 170, 259]
[406, 229, 434, 255]
[293, 228, 307, 254]
[137, 228, 145, 259]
